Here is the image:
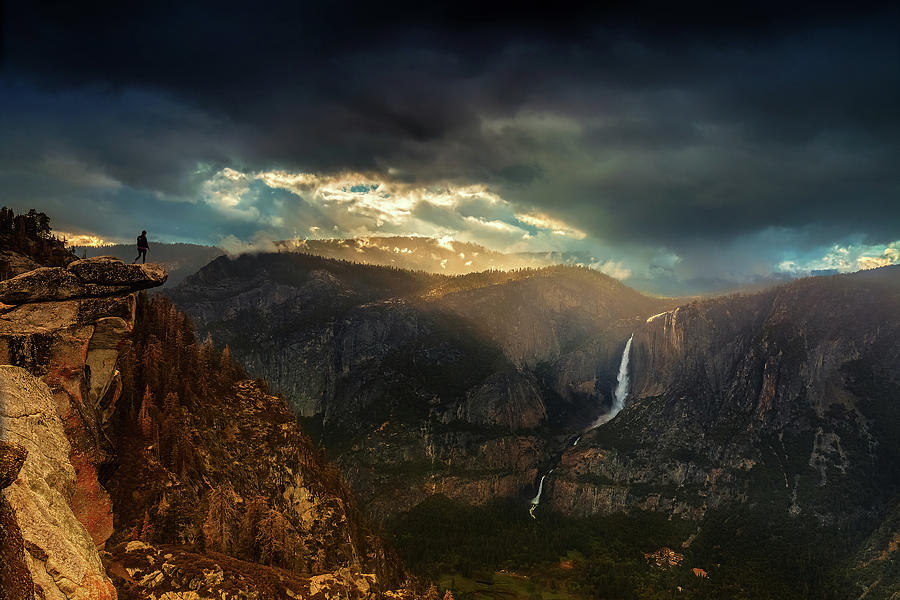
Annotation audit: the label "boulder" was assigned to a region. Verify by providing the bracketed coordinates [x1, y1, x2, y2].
[0, 366, 116, 600]
[0, 267, 85, 304]
[68, 257, 167, 289]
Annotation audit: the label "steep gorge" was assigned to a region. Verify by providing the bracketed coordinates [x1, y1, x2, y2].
[169, 253, 675, 517]
[545, 266, 900, 532]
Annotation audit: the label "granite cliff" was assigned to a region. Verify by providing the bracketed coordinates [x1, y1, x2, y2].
[168, 253, 674, 517]
[0, 255, 423, 599]
[0, 257, 166, 599]
[168, 252, 900, 596]
[545, 266, 900, 524]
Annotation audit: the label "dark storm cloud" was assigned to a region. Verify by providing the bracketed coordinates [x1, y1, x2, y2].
[1, 0, 898, 262]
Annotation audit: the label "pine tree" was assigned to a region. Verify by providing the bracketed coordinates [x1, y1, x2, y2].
[162, 391, 179, 415]
[238, 497, 269, 560]
[141, 337, 164, 395]
[140, 510, 153, 540]
[442, 590, 455, 600]
[255, 508, 300, 567]
[203, 485, 236, 553]
[168, 419, 196, 478]
[137, 386, 155, 439]
[423, 584, 439, 600]
[0, 207, 13, 232]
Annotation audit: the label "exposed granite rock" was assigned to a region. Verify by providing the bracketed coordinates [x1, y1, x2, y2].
[68, 257, 167, 289]
[85, 317, 130, 406]
[169, 254, 672, 517]
[0, 441, 34, 600]
[0, 258, 166, 555]
[643, 547, 685, 569]
[0, 249, 41, 279]
[104, 541, 423, 600]
[0, 266, 86, 304]
[0, 366, 116, 600]
[0, 257, 166, 306]
[438, 370, 546, 431]
[0, 440, 27, 488]
[849, 498, 900, 600]
[547, 266, 900, 523]
[0, 299, 82, 336]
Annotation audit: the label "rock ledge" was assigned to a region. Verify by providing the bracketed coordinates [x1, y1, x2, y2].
[0, 257, 167, 304]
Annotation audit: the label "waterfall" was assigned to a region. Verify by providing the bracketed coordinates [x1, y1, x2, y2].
[611, 334, 634, 415]
[530, 475, 546, 505]
[590, 334, 634, 428]
[529, 473, 549, 518]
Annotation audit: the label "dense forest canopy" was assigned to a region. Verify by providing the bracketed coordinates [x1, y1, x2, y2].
[0, 206, 75, 277]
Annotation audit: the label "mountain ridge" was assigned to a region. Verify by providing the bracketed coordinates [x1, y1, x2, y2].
[168, 251, 677, 518]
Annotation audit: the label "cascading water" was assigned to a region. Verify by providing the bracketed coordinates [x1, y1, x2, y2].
[529, 469, 554, 518]
[528, 334, 634, 518]
[530, 475, 546, 506]
[611, 333, 634, 415]
[590, 333, 634, 428]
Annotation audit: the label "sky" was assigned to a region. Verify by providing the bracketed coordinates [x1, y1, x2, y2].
[1, 1, 898, 295]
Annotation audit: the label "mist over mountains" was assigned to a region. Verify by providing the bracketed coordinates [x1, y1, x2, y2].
[75, 234, 805, 296]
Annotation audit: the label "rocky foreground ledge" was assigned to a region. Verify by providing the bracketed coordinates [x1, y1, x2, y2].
[0, 257, 167, 305]
[0, 257, 167, 600]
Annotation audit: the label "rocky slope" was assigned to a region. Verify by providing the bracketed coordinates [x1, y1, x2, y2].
[545, 266, 900, 528]
[1, 256, 422, 599]
[0, 257, 166, 599]
[849, 498, 900, 599]
[168, 253, 674, 517]
[1, 366, 118, 600]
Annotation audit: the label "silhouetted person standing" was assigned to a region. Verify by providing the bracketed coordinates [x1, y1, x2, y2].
[134, 230, 149, 264]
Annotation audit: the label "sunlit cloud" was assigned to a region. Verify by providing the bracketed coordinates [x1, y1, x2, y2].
[857, 245, 900, 270]
[516, 212, 587, 239]
[195, 166, 900, 293]
[778, 241, 900, 274]
[591, 260, 632, 280]
[58, 231, 111, 247]
[200, 166, 588, 256]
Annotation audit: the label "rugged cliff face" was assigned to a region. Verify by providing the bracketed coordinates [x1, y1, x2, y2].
[169, 253, 673, 517]
[0, 257, 166, 600]
[850, 498, 900, 600]
[1, 366, 118, 600]
[546, 266, 900, 527]
[1, 257, 422, 599]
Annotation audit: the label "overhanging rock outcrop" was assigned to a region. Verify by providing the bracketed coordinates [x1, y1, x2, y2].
[0, 257, 167, 599]
[0, 258, 166, 305]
